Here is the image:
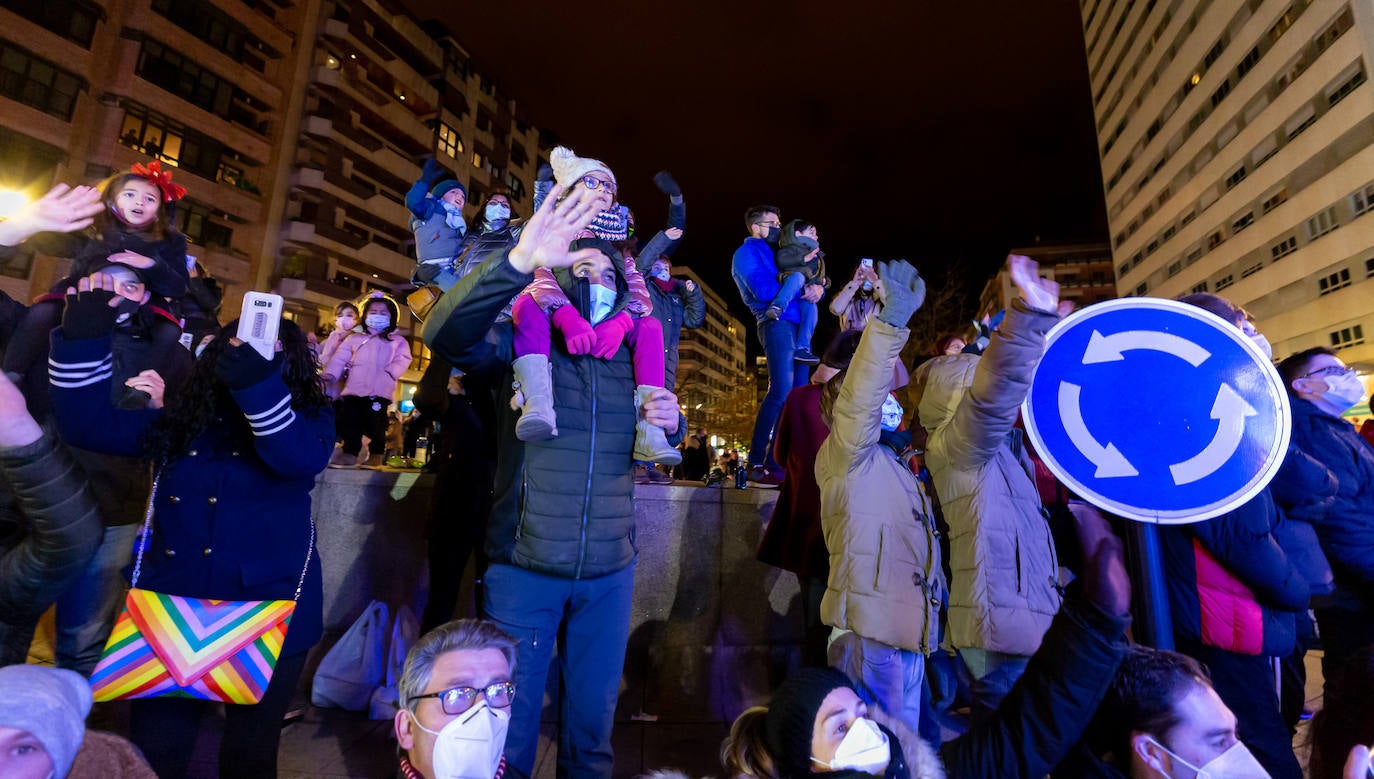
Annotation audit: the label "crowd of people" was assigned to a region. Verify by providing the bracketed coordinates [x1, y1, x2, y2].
[0, 145, 1370, 779]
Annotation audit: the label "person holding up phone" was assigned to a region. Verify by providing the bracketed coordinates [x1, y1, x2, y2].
[46, 272, 334, 778]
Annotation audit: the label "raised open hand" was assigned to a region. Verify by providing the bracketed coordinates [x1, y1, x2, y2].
[0, 184, 104, 247]
[508, 182, 612, 275]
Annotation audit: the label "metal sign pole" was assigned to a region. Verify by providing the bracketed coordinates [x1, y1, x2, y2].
[1123, 522, 1173, 650]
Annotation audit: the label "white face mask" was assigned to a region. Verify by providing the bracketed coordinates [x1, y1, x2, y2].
[1247, 333, 1272, 360]
[410, 702, 510, 779]
[588, 283, 617, 325]
[1320, 370, 1365, 413]
[485, 202, 510, 222]
[1147, 738, 1270, 779]
[881, 393, 903, 432]
[365, 313, 391, 331]
[811, 717, 891, 774]
[337, 315, 357, 332]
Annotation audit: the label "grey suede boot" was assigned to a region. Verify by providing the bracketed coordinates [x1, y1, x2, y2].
[633, 385, 681, 465]
[512, 354, 558, 441]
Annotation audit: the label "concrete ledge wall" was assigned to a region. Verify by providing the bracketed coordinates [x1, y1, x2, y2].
[307, 469, 801, 723]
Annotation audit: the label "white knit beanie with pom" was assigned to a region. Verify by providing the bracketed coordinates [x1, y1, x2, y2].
[549, 146, 616, 190]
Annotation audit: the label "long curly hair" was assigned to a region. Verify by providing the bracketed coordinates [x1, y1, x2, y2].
[142, 318, 329, 466]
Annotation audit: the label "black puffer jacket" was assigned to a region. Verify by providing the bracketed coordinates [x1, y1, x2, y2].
[0, 427, 103, 663]
[1287, 397, 1374, 604]
[423, 248, 685, 579]
[642, 277, 704, 391]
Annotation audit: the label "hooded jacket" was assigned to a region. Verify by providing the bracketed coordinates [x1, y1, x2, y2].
[915, 300, 1060, 656]
[422, 247, 685, 579]
[815, 319, 943, 653]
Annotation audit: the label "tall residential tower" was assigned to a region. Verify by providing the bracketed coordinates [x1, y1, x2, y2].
[1082, 0, 1374, 367]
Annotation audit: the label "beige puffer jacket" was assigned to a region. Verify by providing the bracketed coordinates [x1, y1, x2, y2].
[816, 320, 944, 653]
[916, 300, 1061, 656]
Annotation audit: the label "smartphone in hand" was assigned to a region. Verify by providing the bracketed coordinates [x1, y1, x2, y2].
[237, 292, 282, 360]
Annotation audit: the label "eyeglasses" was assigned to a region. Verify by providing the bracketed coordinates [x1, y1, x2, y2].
[1301, 365, 1355, 380]
[578, 174, 616, 195]
[412, 681, 516, 715]
[754, 220, 781, 229]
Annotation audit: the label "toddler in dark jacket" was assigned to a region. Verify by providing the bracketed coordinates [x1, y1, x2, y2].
[765, 219, 828, 364]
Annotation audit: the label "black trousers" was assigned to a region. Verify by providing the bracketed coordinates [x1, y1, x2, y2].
[1176, 641, 1302, 779]
[336, 395, 389, 456]
[1315, 605, 1374, 696]
[130, 651, 307, 778]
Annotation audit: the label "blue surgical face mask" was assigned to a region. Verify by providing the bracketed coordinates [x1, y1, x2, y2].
[485, 202, 510, 222]
[588, 283, 617, 325]
[651, 266, 671, 281]
[365, 313, 391, 331]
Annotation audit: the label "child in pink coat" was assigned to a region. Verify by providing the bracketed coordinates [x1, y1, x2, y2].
[507, 146, 679, 465]
[321, 292, 412, 467]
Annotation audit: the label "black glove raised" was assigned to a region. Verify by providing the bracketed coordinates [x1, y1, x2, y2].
[62, 288, 123, 340]
[215, 340, 279, 390]
[420, 158, 447, 185]
[653, 170, 682, 197]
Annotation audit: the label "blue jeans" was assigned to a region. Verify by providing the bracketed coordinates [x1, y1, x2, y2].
[415, 261, 461, 291]
[829, 632, 926, 739]
[769, 273, 816, 351]
[749, 318, 810, 472]
[959, 647, 1030, 726]
[56, 523, 139, 675]
[482, 562, 636, 779]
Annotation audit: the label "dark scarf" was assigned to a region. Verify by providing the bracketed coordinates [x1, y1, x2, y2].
[879, 428, 912, 457]
[652, 277, 676, 293]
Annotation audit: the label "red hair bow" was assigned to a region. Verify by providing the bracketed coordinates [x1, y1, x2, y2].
[129, 161, 187, 203]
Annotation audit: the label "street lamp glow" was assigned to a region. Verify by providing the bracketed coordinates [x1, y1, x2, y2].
[0, 190, 28, 219]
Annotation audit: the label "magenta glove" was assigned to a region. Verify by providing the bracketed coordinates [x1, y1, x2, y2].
[552, 305, 596, 354]
[591, 311, 634, 359]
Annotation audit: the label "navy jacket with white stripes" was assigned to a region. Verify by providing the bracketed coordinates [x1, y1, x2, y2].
[48, 332, 335, 658]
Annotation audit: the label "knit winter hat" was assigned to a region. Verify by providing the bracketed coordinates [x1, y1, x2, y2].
[0, 665, 91, 778]
[549, 146, 616, 191]
[431, 179, 466, 200]
[764, 667, 856, 779]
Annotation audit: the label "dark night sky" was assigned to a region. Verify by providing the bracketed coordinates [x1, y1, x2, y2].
[404, 0, 1111, 329]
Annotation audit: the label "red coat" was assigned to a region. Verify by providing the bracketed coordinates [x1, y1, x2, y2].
[756, 383, 829, 579]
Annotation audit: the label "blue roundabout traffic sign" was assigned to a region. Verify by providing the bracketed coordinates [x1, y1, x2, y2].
[1022, 298, 1291, 524]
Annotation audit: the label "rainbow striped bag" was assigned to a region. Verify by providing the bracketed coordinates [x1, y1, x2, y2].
[89, 472, 314, 704]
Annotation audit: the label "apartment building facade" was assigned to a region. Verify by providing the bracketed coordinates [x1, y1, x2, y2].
[978, 242, 1117, 315]
[0, 0, 546, 394]
[1082, 0, 1374, 371]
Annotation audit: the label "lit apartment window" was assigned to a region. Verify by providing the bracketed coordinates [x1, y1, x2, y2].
[1350, 183, 1374, 217]
[1305, 206, 1339, 240]
[1232, 212, 1254, 233]
[0, 42, 84, 121]
[1271, 235, 1297, 260]
[472, 150, 486, 169]
[1262, 189, 1288, 214]
[438, 123, 464, 159]
[4, 0, 101, 47]
[1330, 324, 1365, 350]
[1215, 274, 1234, 291]
[1318, 269, 1351, 295]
